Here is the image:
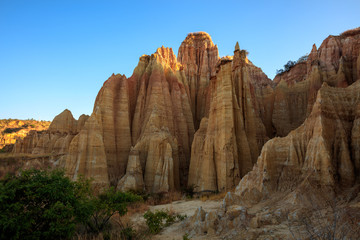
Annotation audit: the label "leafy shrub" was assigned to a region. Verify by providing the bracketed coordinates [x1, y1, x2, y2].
[0, 169, 92, 240]
[143, 210, 187, 234]
[183, 233, 191, 240]
[182, 184, 197, 199]
[276, 54, 308, 76]
[85, 187, 142, 234]
[2, 127, 23, 134]
[0, 169, 143, 240]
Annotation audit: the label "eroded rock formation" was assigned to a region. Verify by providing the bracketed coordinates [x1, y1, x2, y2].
[177, 32, 219, 128]
[272, 29, 360, 136]
[236, 81, 360, 202]
[65, 46, 194, 192]
[12, 109, 88, 158]
[188, 45, 271, 192]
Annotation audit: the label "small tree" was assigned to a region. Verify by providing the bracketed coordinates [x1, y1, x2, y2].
[86, 187, 142, 234]
[284, 60, 297, 71]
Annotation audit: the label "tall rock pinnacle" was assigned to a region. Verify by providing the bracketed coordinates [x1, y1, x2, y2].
[178, 32, 219, 129]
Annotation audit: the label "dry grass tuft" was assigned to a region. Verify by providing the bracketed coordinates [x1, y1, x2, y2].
[146, 191, 182, 205]
[341, 27, 360, 37]
[126, 201, 150, 216]
[200, 188, 235, 202]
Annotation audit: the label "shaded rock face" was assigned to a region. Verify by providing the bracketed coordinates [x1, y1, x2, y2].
[117, 149, 144, 192]
[188, 47, 271, 192]
[236, 82, 360, 202]
[272, 31, 360, 136]
[177, 32, 219, 128]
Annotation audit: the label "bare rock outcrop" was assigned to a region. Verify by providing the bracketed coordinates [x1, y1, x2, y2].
[236, 81, 360, 202]
[188, 46, 271, 192]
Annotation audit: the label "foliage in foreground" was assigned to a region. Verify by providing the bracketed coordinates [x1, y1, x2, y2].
[0, 169, 92, 240]
[86, 187, 142, 234]
[0, 169, 143, 240]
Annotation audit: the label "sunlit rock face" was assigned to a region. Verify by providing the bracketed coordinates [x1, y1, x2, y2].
[188, 46, 272, 192]
[272, 28, 360, 136]
[65, 46, 195, 192]
[177, 32, 219, 129]
[0, 119, 51, 150]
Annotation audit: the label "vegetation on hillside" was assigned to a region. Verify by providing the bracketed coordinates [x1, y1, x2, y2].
[276, 54, 309, 75]
[0, 119, 51, 150]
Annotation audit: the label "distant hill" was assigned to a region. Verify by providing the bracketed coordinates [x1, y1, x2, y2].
[0, 119, 51, 151]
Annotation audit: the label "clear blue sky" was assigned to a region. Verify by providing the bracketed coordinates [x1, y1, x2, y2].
[1, 0, 359, 121]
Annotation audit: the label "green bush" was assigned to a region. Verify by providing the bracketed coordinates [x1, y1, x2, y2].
[0, 169, 143, 239]
[183, 233, 191, 240]
[143, 210, 187, 234]
[276, 54, 309, 76]
[182, 184, 197, 199]
[0, 169, 92, 240]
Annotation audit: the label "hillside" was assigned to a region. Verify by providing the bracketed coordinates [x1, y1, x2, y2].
[0, 119, 50, 151]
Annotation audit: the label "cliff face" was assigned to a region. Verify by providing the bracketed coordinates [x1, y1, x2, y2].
[236, 81, 360, 202]
[177, 32, 219, 128]
[188, 46, 271, 192]
[272, 30, 360, 136]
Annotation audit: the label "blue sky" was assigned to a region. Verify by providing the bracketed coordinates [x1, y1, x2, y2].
[0, 0, 359, 121]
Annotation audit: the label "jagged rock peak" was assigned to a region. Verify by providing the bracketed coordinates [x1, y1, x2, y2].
[154, 46, 180, 70]
[235, 41, 240, 51]
[48, 109, 77, 134]
[340, 27, 360, 37]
